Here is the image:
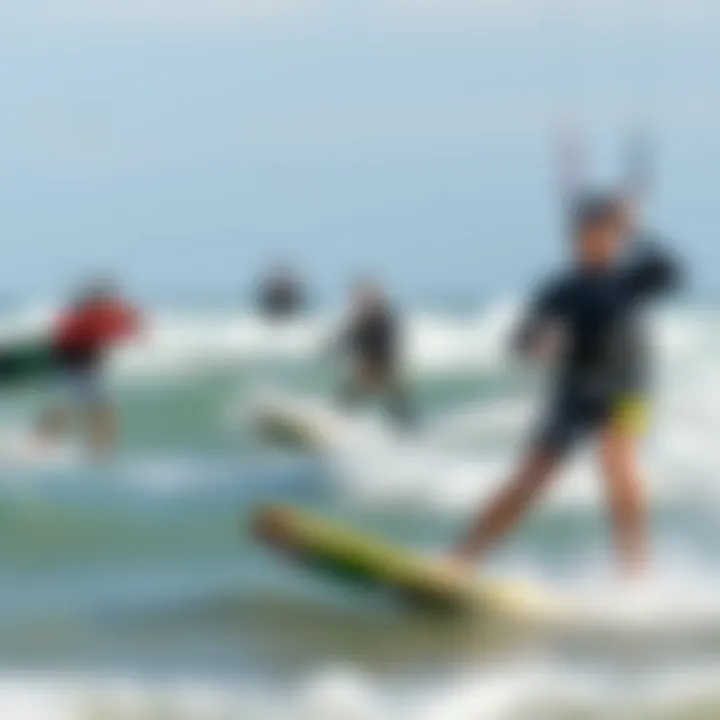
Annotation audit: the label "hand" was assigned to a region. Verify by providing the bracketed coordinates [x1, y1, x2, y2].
[528, 325, 564, 363]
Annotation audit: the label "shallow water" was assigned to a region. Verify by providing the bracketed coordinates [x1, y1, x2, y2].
[1, 300, 720, 719]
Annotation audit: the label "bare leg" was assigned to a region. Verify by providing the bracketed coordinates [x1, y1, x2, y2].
[87, 403, 116, 460]
[451, 448, 561, 567]
[599, 427, 646, 576]
[36, 406, 71, 447]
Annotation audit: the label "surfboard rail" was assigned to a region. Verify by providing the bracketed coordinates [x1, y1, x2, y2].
[251, 504, 561, 619]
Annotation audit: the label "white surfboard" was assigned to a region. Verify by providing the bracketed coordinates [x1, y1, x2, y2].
[250, 389, 386, 453]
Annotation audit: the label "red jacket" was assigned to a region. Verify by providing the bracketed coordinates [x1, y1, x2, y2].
[54, 301, 140, 355]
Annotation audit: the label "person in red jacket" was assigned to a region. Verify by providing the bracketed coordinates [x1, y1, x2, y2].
[37, 279, 141, 459]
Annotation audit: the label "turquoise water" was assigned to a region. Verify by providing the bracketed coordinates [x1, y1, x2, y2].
[2, 301, 720, 718]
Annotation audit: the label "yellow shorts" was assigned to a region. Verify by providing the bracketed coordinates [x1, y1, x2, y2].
[611, 396, 650, 436]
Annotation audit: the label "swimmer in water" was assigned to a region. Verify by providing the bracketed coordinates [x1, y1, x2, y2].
[331, 279, 415, 430]
[256, 265, 307, 320]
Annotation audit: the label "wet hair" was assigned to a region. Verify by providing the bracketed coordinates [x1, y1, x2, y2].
[570, 192, 622, 237]
[73, 275, 118, 307]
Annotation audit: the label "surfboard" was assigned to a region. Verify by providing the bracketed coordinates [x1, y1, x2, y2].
[251, 504, 561, 620]
[0, 340, 57, 387]
[251, 391, 378, 453]
[253, 397, 331, 451]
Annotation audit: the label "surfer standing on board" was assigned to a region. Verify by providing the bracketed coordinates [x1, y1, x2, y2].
[451, 179, 682, 576]
[36, 278, 142, 460]
[331, 279, 415, 429]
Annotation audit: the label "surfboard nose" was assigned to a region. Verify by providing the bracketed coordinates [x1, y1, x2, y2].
[250, 505, 294, 547]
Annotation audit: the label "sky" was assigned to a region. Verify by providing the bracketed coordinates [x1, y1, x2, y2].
[1, 0, 718, 302]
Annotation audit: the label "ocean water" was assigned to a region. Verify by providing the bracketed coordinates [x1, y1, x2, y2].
[2, 299, 720, 719]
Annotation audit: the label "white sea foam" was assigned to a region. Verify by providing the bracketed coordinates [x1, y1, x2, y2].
[0, 300, 524, 381]
[0, 299, 711, 383]
[4, 663, 720, 720]
[1, 302, 719, 720]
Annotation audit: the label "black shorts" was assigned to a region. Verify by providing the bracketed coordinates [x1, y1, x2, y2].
[533, 392, 614, 455]
[534, 388, 649, 455]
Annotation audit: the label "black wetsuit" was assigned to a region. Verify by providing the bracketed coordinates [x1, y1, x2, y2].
[345, 306, 399, 372]
[516, 240, 681, 452]
[338, 305, 415, 427]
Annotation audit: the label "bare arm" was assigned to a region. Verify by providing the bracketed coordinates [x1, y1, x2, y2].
[511, 280, 565, 361]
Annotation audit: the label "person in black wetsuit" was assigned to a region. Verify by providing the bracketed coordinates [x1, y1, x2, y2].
[450, 192, 681, 575]
[333, 280, 415, 429]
